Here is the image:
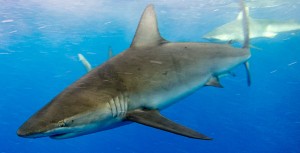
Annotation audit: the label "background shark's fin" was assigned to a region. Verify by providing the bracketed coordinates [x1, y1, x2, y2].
[240, 0, 252, 86]
[250, 45, 262, 50]
[237, 6, 249, 20]
[126, 109, 212, 140]
[130, 5, 167, 48]
[241, 2, 250, 49]
[78, 53, 92, 72]
[108, 46, 113, 60]
[237, 12, 243, 20]
[263, 32, 277, 38]
[244, 61, 251, 86]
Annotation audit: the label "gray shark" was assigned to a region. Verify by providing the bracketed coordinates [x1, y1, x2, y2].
[17, 4, 250, 140]
[203, 7, 300, 43]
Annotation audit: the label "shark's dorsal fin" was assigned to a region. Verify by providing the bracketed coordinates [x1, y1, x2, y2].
[126, 109, 212, 140]
[237, 6, 249, 20]
[130, 5, 167, 48]
[108, 46, 113, 60]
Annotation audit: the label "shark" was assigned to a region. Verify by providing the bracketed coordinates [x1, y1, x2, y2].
[203, 7, 300, 43]
[17, 4, 251, 140]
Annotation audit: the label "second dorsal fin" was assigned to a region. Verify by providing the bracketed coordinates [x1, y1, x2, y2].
[130, 5, 167, 48]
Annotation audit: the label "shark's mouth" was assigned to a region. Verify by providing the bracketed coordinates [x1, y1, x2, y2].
[48, 129, 84, 139]
[49, 132, 77, 139]
[49, 133, 68, 139]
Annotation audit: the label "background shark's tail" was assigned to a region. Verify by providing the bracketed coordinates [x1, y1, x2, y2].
[240, 0, 251, 86]
[241, 0, 250, 49]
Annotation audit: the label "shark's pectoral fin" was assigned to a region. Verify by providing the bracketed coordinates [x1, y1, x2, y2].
[126, 109, 212, 140]
[205, 76, 223, 88]
[78, 53, 92, 72]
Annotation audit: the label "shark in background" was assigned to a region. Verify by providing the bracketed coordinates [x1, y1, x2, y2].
[226, 0, 292, 9]
[203, 7, 300, 43]
[17, 2, 251, 140]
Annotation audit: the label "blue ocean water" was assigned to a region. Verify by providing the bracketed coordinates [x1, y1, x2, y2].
[1, 0, 300, 153]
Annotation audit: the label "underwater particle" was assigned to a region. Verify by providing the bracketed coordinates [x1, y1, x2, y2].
[288, 61, 297, 66]
[1, 19, 14, 23]
[38, 25, 48, 29]
[9, 30, 17, 34]
[150, 60, 162, 64]
[270, 70, 278, 74]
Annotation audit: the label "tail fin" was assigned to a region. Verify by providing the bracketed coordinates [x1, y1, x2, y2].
[240, 0, 251, 86]
[241, 1, 250, 49]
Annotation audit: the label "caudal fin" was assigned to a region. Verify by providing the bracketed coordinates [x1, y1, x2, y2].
[240, 0, 251, 86]
[241, 0, 250, 49]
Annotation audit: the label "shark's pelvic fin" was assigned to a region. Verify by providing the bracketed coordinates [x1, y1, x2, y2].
[244, 61, 251, 86]
[205, 76, 223, 88]
[126, 109, 212, 140]
[130, 5, 167, 48]
[78, 53, 92, 72]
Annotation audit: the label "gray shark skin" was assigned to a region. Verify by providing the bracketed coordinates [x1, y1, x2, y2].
[17, 5, 250, 140]
[203, 7, 300, 43]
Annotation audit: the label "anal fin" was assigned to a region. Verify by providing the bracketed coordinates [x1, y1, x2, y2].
[126, 109, 212, 140]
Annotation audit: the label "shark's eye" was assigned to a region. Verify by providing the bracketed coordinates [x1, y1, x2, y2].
[57, 120, 66, 127]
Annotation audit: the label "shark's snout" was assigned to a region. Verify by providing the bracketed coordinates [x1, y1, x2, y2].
[17, 127, 29, 137]
[17, 121, 48, 138]
[17, 113, 59, 138]
[17, 122, 70, 139]
[17, 127, 42, 138]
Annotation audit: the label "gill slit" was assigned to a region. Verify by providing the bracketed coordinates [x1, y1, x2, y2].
[108, 93, 129, 119]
